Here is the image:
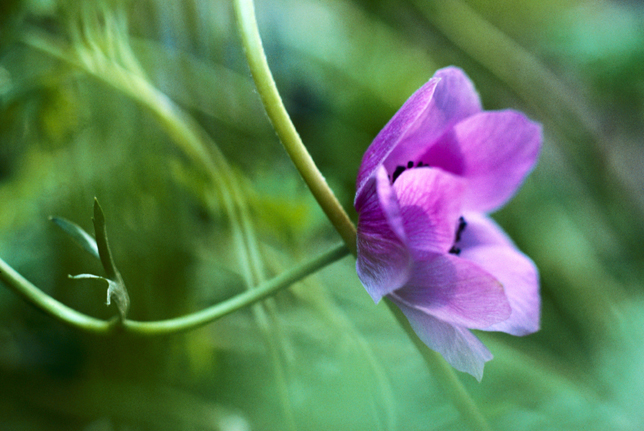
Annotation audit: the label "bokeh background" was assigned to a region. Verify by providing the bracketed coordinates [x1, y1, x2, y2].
[1, 0, 643, 430]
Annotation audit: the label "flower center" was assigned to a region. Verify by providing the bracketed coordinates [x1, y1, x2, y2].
[391, 160, 430, 183]
[449, 216, 467, 255]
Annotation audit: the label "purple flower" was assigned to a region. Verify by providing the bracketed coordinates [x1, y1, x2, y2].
[355, 67, 541, 380]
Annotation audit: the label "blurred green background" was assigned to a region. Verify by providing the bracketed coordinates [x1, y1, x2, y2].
[1, 0, 643, 430]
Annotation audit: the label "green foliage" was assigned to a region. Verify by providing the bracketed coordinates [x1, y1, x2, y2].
[1, 0, 643, 430]
[51, 199, 130, 320]
[50, 216, 100, 259]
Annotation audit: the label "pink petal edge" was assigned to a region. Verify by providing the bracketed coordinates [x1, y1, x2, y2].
[355, 78, 440, 207]
[391, 253, 511, 330]
[391, 299, 493, 381]
[356, 171, 412, 302]
[383, 67, 483, 176]
[459, 213, 540, 335]
[425, 110, 542, 213]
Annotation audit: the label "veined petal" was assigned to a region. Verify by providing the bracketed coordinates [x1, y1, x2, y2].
[356, 67, 483, 205]
[383, 67, 482, 175]
[392, 253, 511, 330]
[432, 66, 483, 115]
[422, 110, 541, 213]
[459, 213, 540, 335]
[390, 299, 493, 381]
[393, 168, 466, 254]
[355, 78, 440, 205]
[356, 168, 412, 302]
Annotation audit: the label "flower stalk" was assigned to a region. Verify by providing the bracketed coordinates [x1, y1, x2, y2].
[232, 1, 494, 430]
[0, 256, 113, 334]
[0, 243, 349, 336]
[233, 0, 357, 255]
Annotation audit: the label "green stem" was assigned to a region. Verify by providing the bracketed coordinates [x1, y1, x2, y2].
[229, 179, 298, 431]
[233, 0, 357, 256]
[27, 24, 297, 427]
[0, 244, 348, 336]
[232, 1, 492, 430]
[0, 257, 112, 334]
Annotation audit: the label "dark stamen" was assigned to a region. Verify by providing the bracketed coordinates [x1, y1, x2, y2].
[392, 165, 406, 182]
[449, 216, 467, 256]
[391, 160, 430, 184]
[455, 216, 467, 242]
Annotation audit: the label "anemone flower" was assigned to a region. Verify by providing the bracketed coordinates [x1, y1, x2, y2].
[354, 67, 541, 380]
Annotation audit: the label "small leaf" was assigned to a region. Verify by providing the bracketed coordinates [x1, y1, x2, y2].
[70, 273, 130, 320]
[92, 198, 118, 280]
[91, 198, 130, 320]
[69, 274, 104, 280]
[50, 216, 100, 259]
[107, 276, 130, 321]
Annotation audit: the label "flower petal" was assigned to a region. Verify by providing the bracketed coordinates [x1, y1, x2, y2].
[383, 67, 483, 175]
[421, 110, 541, 213]
[356, 168, 412, 303]
[391, 253, 511, 330]
[392, 167, 466, 254]
[356, 67, 482, 206]
[390, 299, 493, 381]
[459, 213, 540, 335]
[355, 78, 440, 206]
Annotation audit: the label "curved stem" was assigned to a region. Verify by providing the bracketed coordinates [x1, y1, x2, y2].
[26, 23, 298, 428]
[233, 2, 494, 430]
[228, 177, 298, 431]
[0, 244, 349, 336]
[233, 0, 357, 256]
[233, 0, 490, 431]
[0, 257, 113, 334]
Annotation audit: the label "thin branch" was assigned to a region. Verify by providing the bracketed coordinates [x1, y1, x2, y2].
[0, 244, 349, 336]
[232, 1, 494, 430]
[233, 0, 357, 255]
[0, 257, 112, 334]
